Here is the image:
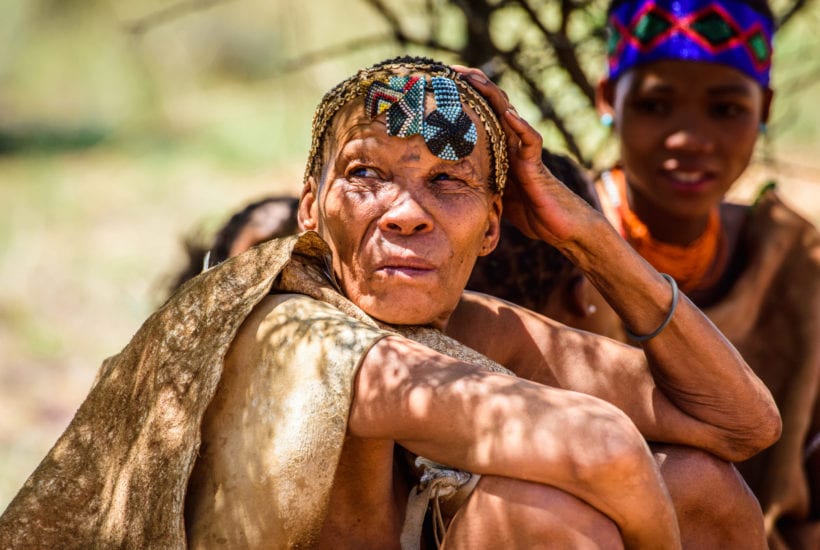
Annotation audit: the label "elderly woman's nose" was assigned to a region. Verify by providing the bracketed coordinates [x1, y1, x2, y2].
[378, 190, 434, 235]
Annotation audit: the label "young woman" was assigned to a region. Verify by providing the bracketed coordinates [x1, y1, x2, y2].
[595, 0, 819, 546]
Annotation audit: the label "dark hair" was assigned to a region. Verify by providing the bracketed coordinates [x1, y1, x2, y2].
[166, 196, 299, 295]
[466, 150, 597, 312]
[607, 0, 773, 21]
[209, 196, 299, 267]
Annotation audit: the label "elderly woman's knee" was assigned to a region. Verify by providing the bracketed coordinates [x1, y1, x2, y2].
[654, 445, 766, 548]
[655, 444, 757, 508]
[444, 476, 624, 549]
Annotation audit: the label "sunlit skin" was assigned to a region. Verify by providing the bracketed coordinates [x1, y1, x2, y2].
[598, 60, 772, 245]
[183, 66, 784, 549]
[299, 100, 501, 329]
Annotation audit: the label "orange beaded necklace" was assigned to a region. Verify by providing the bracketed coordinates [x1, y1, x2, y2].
[601, 168, 727, 293]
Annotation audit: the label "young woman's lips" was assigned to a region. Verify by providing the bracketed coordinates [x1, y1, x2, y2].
[662, 169, 715, 192]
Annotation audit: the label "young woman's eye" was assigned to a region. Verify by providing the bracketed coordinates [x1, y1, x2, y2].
[633, 98, 670, 115]
[710, 102, 748, 118]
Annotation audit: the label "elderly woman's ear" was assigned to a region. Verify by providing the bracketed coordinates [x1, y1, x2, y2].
[298, 176, 319, 232]
[478, 196, 503, 257]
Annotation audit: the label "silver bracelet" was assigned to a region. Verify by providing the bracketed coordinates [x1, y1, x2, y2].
[625, 273, 679, 343]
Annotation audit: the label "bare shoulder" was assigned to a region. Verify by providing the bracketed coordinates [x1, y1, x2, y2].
[447, 291, 557, 366]
[448, 291, 639, 386]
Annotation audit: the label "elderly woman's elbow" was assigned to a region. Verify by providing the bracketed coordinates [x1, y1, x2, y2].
[719, 406, 782, 463]
[747, 405, 782, 457]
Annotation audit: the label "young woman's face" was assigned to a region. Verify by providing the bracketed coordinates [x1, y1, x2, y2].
[602, 60, 771, 220]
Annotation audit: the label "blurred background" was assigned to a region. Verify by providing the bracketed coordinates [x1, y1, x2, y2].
[1, 0, 819, 509]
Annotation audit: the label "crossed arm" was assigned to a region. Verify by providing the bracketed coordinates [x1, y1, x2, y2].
[448, 288, 780, 463]
[348, 334, 680, 549]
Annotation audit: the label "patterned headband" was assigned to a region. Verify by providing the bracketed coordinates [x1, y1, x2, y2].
[607, 0, 774, 87]
[304, 58, 508, 193]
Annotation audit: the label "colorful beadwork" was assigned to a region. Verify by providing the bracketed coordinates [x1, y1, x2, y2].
[305, 58, 508, 193]
[365, 76, 426, 138]
[608, 0, 774, 87]
[388, 76, 425, 137]
[421, 77, 477, 160]
[366, 75, 477, 161]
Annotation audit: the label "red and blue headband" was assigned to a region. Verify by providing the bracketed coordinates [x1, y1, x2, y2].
[607, 0, 774, 87]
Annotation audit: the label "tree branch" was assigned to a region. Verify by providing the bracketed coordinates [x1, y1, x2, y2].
[124, 0, 234, 36]
[778, 0, 810, 28]
[500, 47, 588, 164]
[363, 0, 409, 45]
[278, 34, 396, 74]
[512, 0, 596, 104]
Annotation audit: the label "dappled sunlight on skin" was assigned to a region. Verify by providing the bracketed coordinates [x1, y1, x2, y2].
[444, 476, 625, 550]
[447, 288, 780, 464]
[447, 287, 767, 545]
[448, 293, 667, 432]
[652, 444, 766, 549]
[348, 335, 681, 548]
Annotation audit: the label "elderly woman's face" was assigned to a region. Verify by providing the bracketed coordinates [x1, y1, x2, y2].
[301, 97, 501, 329]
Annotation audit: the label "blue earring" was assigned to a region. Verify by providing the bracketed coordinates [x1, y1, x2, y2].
[600, 113, 614, 127]
[759, 122, 768, 134]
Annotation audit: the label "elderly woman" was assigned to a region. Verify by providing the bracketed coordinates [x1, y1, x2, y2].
[0, 57, 779, 549]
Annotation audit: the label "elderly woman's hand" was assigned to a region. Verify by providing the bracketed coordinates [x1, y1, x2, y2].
[452, 65, 603, 250]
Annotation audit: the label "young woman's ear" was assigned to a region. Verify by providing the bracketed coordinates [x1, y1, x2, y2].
[595, 78, 617, 127]
[761, 87, 774, 124]
[298, 177, 319, 231]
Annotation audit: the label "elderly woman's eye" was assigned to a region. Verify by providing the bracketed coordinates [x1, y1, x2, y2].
[431, 172, 471, 192]
[350, 166, 380, 178]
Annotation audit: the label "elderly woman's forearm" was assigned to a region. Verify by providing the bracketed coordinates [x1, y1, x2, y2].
[569, 224, 781, 458]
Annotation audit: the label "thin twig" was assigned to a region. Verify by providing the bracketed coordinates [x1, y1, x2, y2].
[279, 34, 395, 73]
[124, 0, 234, 36]
[512, 0, 596, 104]
[363, 0, 408, 45]
[778, 0, 810, 28]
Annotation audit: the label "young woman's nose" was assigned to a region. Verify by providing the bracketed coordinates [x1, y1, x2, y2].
[664, 113, 716, 154]
[378, 190, 434, 235]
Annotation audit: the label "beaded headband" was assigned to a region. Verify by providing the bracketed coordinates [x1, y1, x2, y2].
[608, 0, 774, 87]
[305, 58, 508, 193]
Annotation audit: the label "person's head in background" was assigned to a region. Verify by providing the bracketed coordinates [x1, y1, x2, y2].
[596, 0, 774, 241]
[467, 150, 623, 339]
[168, 196, 299, 294]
